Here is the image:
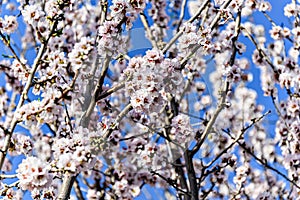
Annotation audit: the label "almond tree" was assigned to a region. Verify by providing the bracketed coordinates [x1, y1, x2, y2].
[0, 0, 299, 199]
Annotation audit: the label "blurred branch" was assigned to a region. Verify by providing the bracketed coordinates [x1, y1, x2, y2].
[176, 0, 187, 32]
[100, 0, 108, 25]
[80, 57, 111, 127]
[140, 12, 159, 49]
[74, 178, 84, 200]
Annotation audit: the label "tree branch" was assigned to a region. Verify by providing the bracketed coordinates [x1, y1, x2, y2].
[0, 17, 60, 170]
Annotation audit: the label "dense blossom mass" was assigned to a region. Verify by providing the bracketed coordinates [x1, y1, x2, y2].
[0, 0, 299, 199]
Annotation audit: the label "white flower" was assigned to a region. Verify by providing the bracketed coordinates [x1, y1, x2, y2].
[3, 15, 18, 34]
[56, 153, 77, 173]
[284, 3, 298, 18]
[145, 49, 163, 63]
[22, 5, 45, 26]
[130, 89, 149, 113]
[269, 26, 282, 40]
[258, 1, 272, 12]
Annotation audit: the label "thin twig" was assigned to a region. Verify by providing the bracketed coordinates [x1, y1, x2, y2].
[102, 103, 132, 139]
[140, 12, 159, 49]
[162, 0, 211, 54]
[179, 0, 232, 69]
[241, 26, 277, 73]
[150, 170, 190, 196]
[176, 0, 187, 32]
[206, 110, 271, 169]
[0, 31, 28, 72]
[0, 174, 17, 180]
[73, 178, 85, 200]
[0, 181, 19, 196]
[191, 81, 229, 156]
[96, 81, 125, 101]
[225, 130, 300, 190]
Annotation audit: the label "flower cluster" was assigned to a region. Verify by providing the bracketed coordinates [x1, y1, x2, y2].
[110, 0, 129, 21]
[178, 22, 199, 57]
[68, 36, 95, 71]
[148, 0, 169, 28]
[276, 97, 300, 184]
[11, 59, 29, 84]
[51, 126, 97, 175]
[0, 184, 23, 200]
[21, 4, 45, 26]
[15, 98, 62, 129]
[222, 64, 243, 83]
[233, 164, 249, 189]
[124, 49, 183, 115]
[16, 156, 52, 191]
[284, 2, 300, 18]
[170, 114, 194, 145]
[9, 134, 33, 156]
[97, 21, 128, 58]
[1, 0, 300, 199]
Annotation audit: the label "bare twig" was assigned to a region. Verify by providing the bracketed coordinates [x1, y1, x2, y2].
[0, 174, 17, 180]
[74, 178, 85, 200]
[0, 31, 28, 72]
[176, 0, 187, 32]
[0, 181, 19, 196]
[206, 110, 271, 169]
[140, 12, 159, 49]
